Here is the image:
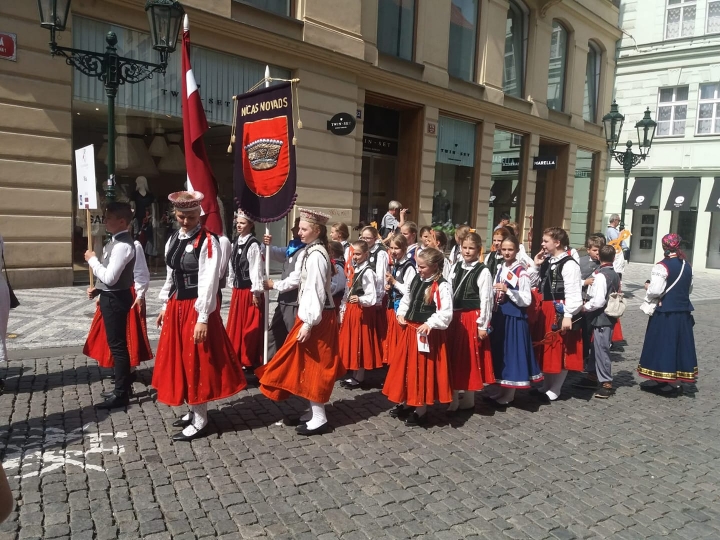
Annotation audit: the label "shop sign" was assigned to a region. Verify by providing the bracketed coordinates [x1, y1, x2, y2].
[575, 168, 592, 178]
[501, 157, 520, 171]
[436, 117, 475, 167]
[533, 156, 557, 170]
[427, 122, 437, 135]
[363, 135, 398, 156]
[327, 113, 356, 136]
[0, 32, 17, 62]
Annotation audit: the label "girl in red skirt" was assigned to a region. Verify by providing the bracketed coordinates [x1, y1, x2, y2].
[153, 191, 246, 442]
[384, 234, 416, 364]
[383, 248, 453, 426]
[225, 211, 264, 370]
[446, 232, 494, 413]
[360, 226, 389, 355]
[338, 240, 380, 389]
[84, 236, 153, 376]
[529, 227, 584, 402]
[256, 208, 346, 436]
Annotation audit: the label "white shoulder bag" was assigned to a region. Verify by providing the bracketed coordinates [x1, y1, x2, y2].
[639, 260, 685, 316]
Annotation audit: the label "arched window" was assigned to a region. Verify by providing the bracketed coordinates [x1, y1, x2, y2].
[583, 42, 602, 122]
[546, 21, 568, 111]
[504, 0, 528, 98]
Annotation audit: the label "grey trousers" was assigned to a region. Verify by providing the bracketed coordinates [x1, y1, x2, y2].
[267, 303, 299, 360]
[589, 326, 613, 383]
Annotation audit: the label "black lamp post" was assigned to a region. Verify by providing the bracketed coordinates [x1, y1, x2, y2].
[602, 100, 657, 230]
[37, 0, 184, 204]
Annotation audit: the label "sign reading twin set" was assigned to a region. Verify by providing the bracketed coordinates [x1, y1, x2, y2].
[327, 113, 356, 136]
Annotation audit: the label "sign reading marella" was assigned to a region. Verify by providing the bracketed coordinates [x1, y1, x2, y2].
[75, 144, 98, 210]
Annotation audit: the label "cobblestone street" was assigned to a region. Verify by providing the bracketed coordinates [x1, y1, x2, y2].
[1, 279, 719, 539]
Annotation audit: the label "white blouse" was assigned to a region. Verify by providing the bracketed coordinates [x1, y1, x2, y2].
[298, 245, 332, 332]
[269, 245, 307, 294]
[343, 262, 377, 308]
[228, 234, 264, 294]
[159, 226, 220, 324]
[449, 260, 493, 329]
[645, 258, 693, 301]
[218, 235, 232, 285]
[133, 241, 150, 299]
[496, 261, 532, 308]
[371, 242, 390, 305]
[528, 252, 582, 317]
[391, 257, 417, 296]
[397, 278, 453, 330]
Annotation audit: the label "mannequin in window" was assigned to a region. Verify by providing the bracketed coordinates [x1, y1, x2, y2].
[432, 189, 451, 224]
[131, 176, 158, 258]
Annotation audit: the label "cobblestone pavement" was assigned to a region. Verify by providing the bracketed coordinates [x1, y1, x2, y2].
[0, 299, 719, 539]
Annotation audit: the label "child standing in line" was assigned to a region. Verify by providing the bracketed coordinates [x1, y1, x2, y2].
[401, 221, 420, 262]
[384, 234, 417, 364]
[486, 236, 542, 406]
[383, 248, 453, 426]
[485, 227, 510, 279]
[360, 226, 390, 352]
[328, 241, 347, 311]
[449, 225, 471, 266]
[446, 232, 494, 413]
[331, 222, 351, 262]
[338, 240, 381, 388]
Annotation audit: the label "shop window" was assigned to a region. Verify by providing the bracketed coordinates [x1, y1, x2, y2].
[488, 129, 524, 243]
[448, 0, 479, 81]
[569, 150, 595, 248]
[239, 0, 292, 17]
[665, 0, 696, 39]
[433, 117, 477, 228]
[503, 0, 528, 99]
[583, 42, 601, 123]
[709, 1, 720, 34]
[546, 21, 568, 112]
[657, 86, 689, 137]
[377, 0, 416, 61]
[697, 83, 720, 135]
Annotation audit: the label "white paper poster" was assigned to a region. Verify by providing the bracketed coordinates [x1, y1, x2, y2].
[75, 144, 98, 210]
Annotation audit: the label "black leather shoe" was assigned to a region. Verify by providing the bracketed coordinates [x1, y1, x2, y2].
[95, 394, 130, 410]
[285, 415, 309, 427]
[404, 412, 428, 426]
[172, 413, 194, 428]
[389, 404, 415, 419]
[172, 425, 209, 442]
[296, 422, 330, 436]
[102, 387, 134, 400]
[482, 397, 508, 410]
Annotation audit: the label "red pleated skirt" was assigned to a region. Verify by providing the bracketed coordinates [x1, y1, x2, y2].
[526, 289, 545, 345]
[612, 319, 624, 342]
[382, 321, 452, 406]
[226, 288, 263, 369]
[152, 297, 246, 406]
[534, 300, 583, 374]
[383, 306, 400, 365]
[83, 289, 153, 368]
[338, 303, 383, 371]
[447, 309, 495, 391]
[374, 296, 388, 348]
[256, 310, 346, 403]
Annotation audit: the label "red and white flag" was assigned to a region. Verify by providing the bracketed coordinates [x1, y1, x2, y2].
[181, 15, 223, 236]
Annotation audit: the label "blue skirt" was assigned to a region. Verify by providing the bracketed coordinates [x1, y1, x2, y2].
[638, 311, 698, 382]
[490, 310, 543, 388]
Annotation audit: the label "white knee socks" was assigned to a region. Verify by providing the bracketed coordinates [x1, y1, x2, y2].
[182, 403, 208, 436]
[305, 401, 327, 430]
[543, 370, 568, 400]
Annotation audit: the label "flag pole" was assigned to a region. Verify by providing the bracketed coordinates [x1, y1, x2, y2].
[263, 65, 271, 366]
[86, 208, 95, 289]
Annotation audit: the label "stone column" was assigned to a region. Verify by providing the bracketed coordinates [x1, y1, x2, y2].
[475, 121, 496, 244]
[416, 0, 451, 87]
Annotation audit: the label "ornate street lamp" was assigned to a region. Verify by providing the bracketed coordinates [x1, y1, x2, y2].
[602, 100, 657, 230]
[37, 0, 184, 203]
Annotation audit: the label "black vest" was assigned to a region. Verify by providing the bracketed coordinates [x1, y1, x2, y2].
[368, 243, 387, 273]
[96, 231, 136, 291]
[231, 236, 260, 289]
[349, 266, 370, 297]
[452, 262, 486, 310]
[406, 276, 446, 323]
[586, 265, 620, 327]
[388, 257, 416, 308]
[540, 255, 578, 301]
[167, 228, 215, 300]
[486, 253, 503, 279]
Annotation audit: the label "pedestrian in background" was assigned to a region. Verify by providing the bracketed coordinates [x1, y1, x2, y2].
[606, 214, 629, 262]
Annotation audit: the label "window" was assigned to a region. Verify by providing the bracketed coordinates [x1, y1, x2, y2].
[583, 42, 601, 122]
[503, 1, 527, 99]
[448, 0, 479, 81]
[569, 150, 596, 248]
[697, 83, 720, 134]
[546, 21, 568, 111]
[665, 0, 696, 39]
[656, 86, 689, 136]
[708, 1, 720, 34]
[510, 133, 523, 147]
[377, 0, 416, 61]
[240, 0, 291, 17]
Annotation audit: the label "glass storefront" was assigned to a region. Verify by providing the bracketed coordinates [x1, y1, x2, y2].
[488, 129, 524, 244]
[433, 116, 476, 229]
[708, 213, 720, 269]
[569, 150, 595, 248]
[71, 16, 290, 277]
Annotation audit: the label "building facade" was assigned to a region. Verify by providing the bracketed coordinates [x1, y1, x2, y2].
[608, 0, 720, 271]
[0, 0, 621, 288]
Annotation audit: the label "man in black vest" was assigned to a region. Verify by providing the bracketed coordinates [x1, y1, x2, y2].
[85, 202, 136, 409]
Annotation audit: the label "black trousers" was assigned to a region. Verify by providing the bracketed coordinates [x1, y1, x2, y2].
[99, 289, 133, 396]
[267, 303, 298, 360]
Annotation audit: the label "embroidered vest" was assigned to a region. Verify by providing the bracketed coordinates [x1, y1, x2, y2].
[96, 231, 135, 291]
[539, 255, 578, 302]
[167, 228, 216, 300]
[388, 257, 416, 310]
[231, 236, 260, 289]
[451, 263, 486, 310]
[406, 276, 446, 324]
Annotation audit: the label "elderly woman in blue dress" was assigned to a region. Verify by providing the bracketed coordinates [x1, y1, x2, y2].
[637, 233, 697, 396]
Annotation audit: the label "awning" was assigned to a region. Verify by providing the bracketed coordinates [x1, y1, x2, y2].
[626, 177, 661, 209]
[705, 178, 720, 212]
[664, 177, 700, 211]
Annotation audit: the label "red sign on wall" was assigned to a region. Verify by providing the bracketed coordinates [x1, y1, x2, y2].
[0, 32, 17, 62]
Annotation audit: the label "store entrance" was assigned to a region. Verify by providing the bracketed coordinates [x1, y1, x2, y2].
[671, 210, 698, 264]
[531, 141, 569, 253]
[360, 154, 397, 225]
